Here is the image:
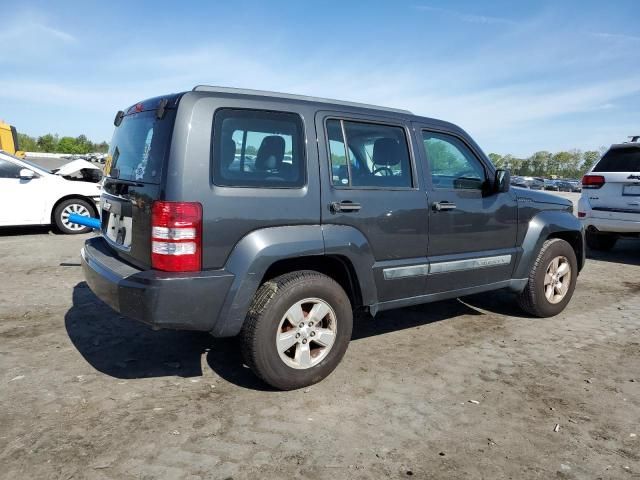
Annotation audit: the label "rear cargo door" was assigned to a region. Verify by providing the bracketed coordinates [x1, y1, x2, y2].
[101, 103, 177, 269]
[588, 145, 640, 220]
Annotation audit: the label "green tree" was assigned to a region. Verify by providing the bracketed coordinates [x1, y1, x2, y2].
[17, 133, 38, 152]
[530, 151, 552, 176]
[581, 150, 600, 174]
[57, 136, 80, 154]
[37, 134, 59, 152]
[488, 153, 504, 168]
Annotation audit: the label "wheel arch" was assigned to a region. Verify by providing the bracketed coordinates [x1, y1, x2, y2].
[514, 210, 585, 279]
[210, 225, 378, 337]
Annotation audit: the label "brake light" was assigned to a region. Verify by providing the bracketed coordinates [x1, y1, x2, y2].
[582, 174, 605, 189]
[151, 201, 202, 272]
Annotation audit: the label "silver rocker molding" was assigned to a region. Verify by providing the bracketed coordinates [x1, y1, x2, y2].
[383, 254, 512, 279]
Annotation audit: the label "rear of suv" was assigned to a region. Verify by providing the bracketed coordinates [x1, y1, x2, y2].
[82, 86, 584, 390]
[578, 138, 640, 250]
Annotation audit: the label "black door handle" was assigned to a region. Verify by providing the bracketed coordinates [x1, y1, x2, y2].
[330, 201, 361, 213]
[432, 201, 457, 211]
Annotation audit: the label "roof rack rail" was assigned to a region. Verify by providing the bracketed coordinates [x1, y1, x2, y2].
[192, 85, 413, 115]
[627, 135, 640, 143]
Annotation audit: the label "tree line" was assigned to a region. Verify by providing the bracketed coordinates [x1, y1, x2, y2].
[487, 148, 606, 179]
[17, 133, 109, 155]
[16, 130, 605, 178]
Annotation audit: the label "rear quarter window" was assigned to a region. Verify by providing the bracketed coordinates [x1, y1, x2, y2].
[212, 109, 306, 188]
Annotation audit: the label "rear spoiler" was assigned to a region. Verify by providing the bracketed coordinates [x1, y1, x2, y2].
[114, 94, 183, 127]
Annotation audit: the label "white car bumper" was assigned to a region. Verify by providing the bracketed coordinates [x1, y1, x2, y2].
[578, 196, 640, 234]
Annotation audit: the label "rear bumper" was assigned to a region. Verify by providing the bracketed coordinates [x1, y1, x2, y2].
[578, 196, 640, 234]
[81, 236, 234, 331]
[581, 217, 640, 234]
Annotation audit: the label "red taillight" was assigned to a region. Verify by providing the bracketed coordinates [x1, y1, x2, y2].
[151, 201, 202, 272]
[582, 174, 605, 189]
[578, 211, 586, 218]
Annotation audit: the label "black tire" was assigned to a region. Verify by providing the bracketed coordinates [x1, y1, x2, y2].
[240, 271, 353, 390]
[585, 231, 617, 251]
[53, 198, 94, 234]
[517, 238, 578, 317]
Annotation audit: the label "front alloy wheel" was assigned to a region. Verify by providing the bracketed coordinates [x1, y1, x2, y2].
[517, 238, 578, 317]
[543, 256, 571, 304]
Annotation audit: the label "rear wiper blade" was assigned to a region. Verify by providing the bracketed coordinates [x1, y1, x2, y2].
[105, 177, 144, 187]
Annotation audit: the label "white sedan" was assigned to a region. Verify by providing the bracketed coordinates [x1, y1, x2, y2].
[0, 151, 101, 234]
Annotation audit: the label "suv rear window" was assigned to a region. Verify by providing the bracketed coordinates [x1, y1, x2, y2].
[108, 109, 176, 184]
[593, 147, 640, 172]
[212, 109, 305, 188]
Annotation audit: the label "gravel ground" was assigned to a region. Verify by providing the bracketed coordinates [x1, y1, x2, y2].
[0, 222, 638, 479]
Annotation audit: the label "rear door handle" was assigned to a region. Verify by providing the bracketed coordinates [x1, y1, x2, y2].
[432, 201, 457, 211]
[330, 201, 361, 213]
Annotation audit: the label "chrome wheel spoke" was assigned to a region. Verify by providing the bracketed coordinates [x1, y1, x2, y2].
[294, 342, 312, 368]
[277, 330, 299, 353]
[313, 328, 335, 347]
[285, 303, 304, 327]
[557, 262, 569, 277]
[544, 273, 553, 286]
[545, 284, 554, 301]
[308, 302, 330, 324]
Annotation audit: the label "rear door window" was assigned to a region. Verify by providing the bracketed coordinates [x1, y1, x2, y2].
[108, 109, 176, 184]
[212, 109, 305, 188]
[593, 147, 640, 172]
[326, 119, 413, 188]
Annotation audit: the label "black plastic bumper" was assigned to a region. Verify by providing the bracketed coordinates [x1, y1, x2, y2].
[81, 236, 234, 331]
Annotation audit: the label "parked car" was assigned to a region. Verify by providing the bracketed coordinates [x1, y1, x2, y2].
[578, 139, 640, 250]
[528, 177, 545, 190]
[0, 151, 101, 233]
[544, 179, 559, 191]
[81, 86, 585, 390]
[567, 180, 582, 192]
[510, 175, 529, 188]
[555, 180, 575, 192]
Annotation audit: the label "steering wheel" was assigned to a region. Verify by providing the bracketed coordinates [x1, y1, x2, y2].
[373, 166, 393, 176]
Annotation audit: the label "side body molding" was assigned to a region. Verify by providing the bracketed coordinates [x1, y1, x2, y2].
[211, 226, 324, 337]
[513, 210, 585, 281]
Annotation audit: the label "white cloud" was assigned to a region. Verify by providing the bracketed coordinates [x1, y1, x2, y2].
[591, 32, 640, 42]
[414, 5, 517, 26]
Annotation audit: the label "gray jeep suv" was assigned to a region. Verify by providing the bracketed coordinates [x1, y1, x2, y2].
[81, 86, 585, 390]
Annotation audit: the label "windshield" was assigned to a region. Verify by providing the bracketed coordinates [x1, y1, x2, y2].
[108, 109, 176, 184]
[593, 147, 640, 172]
[19, 157, 52, 174]
[0, 151, 51, 174]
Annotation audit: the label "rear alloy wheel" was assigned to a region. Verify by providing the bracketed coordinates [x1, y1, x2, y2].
[518, 238, 578, 317]
[241, 271, 352, 390]
[586, 231, 617, 251]
[54, 199, 94, 234]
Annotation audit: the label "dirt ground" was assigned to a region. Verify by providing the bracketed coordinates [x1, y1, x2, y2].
[0, 225, 638, 479]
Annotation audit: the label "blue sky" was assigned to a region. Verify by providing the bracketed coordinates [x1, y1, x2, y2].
[1, 0, 639, 156]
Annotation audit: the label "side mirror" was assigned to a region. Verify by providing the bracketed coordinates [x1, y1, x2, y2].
[494, 169, 510, 193]
[19, 169, 36, 180]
